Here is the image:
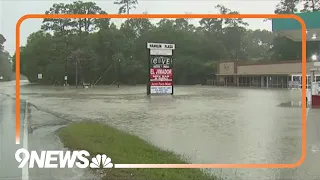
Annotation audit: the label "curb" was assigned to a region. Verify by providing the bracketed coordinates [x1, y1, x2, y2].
[22, 100, 29, 180]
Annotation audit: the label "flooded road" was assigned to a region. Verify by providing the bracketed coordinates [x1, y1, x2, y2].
[0, 94, 25, 180]
[1, 82, 320, 179]
[0, 81, 98, 180]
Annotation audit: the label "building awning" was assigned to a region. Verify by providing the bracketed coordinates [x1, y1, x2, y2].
[272, 11, 320, 41]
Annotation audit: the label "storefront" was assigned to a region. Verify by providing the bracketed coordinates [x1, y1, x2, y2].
[291, 74, 320, 88]
[215, 60, 320, 89]
[272, 11, 320, 107]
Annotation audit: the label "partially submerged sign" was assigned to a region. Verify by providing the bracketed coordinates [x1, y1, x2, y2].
[147, 43, 175, 95]
[37, 73, 43, 80]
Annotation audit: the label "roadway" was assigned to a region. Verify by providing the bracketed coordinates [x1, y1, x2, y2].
[0, 81, 97, 180]
[0, 94, 26, 180]
[1, 81, 320, 179]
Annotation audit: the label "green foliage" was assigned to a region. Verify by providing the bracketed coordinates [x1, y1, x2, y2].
[300, 0, 320, 12]
[114, 0, 138, 14]
[0, 34, 13, 81]
[274, 0, 300, 14]
[11, 1, 320, 85]
[0, 34, 5, 51]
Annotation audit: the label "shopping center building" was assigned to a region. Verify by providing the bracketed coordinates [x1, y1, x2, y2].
[212, 11, 320, 89]
[214, 60, 320, 88]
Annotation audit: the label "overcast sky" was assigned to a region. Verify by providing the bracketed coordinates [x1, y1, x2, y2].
[0, 0, 282, 55]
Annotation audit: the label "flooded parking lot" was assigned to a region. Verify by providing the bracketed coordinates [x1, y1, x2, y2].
[1, 82, 320, 179]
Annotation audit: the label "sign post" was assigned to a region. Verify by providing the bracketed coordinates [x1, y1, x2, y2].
[37, 73, 43, 85]
[147, 43, 175, 95]
[64, 76, 68, 86]
[37, 74, 43, 80]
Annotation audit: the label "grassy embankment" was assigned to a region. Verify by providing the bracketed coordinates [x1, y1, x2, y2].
[58, 121, 220, 180]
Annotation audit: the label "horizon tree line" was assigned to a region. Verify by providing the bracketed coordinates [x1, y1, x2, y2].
[0, 0, 318, 84]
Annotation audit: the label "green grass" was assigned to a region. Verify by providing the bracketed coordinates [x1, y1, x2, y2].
[57, 121, 219, 180]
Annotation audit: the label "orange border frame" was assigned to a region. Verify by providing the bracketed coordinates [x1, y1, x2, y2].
[15, 14, 307, 169]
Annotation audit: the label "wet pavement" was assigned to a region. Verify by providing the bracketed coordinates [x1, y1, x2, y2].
[0, 93, 25, 180]
[0, 81, 98, 180]
[1, 81, 320, 179]
[26, 110, 98, 180]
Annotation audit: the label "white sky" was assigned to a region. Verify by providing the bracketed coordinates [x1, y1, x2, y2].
[0, 0, 281, 55]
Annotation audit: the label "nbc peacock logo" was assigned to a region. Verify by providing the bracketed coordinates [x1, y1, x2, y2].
[90, 154, 113, 168]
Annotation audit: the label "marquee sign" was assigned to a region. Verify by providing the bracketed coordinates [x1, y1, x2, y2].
[147, 42, 175, 95]
[150, 56, 172, 68]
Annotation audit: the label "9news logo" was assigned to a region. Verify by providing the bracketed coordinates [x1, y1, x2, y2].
[15, 148, 113, 168]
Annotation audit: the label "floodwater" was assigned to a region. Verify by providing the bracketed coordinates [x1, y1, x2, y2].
[1, 82, 320, 179]
[0, 81, 99, 180]
[0, 94, 25, 179]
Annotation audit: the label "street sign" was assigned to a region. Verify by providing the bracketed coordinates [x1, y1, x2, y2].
[64, 76, 68, 80]
[147, 43, 175, 50]
[0, 76, 3, 80]
[37, 74, 42, 80]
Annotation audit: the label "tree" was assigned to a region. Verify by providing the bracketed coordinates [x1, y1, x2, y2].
[41, 1, 110, 35]
[241, 30, 276, 61]
[0, 34, 5, 51]
[69, 1, 109, 34]
[301, 0, 320, 12]
[114, 0, 138, 14]
[274, 0, 299, 14]
[263, 0, 299, 22]
[41, 3, 74, 36]
[199, 18, 222, 33]
[0, 34, 13, 81]
[16, 1, 300, 85]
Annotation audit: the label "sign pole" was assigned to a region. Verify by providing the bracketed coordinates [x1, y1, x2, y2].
[64, 76, 68, 86]
[171, 50, 174, 95]
[37, 73, 43, 84]
[147, 48, 151, 95]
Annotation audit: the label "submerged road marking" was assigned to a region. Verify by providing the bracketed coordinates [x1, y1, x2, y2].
[22, 101, 29, 180]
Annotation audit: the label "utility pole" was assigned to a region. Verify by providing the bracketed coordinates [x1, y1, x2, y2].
[117, 59, 121, 88]
[65, 35, 68, 86]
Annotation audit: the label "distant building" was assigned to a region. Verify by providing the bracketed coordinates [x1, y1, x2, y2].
[214, 60, 320, 89]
